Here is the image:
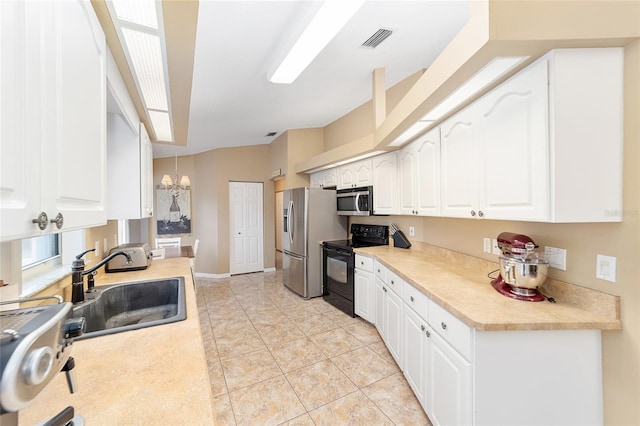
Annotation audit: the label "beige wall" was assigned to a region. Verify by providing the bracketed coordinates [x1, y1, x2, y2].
[350, 40, 640, 425]
[324, 71, 425, 151]
[287, 128, 324, 189]
[191, 145, 275, 275]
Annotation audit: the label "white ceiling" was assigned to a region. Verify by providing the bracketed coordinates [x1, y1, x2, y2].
[152, 0, 469, 159]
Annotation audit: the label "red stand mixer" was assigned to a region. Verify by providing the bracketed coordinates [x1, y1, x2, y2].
[490, 232, 549, 302]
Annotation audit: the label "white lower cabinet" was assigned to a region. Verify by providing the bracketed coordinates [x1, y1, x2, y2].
[368, 259, 604, 426]
[354, 255, 375, 323]
[403, 306, 428, 405]
[374, 261, 404, 369]
[426, 327, 473, 426]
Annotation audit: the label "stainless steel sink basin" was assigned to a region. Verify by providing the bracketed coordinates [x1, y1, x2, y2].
[72, 277, 186, 340]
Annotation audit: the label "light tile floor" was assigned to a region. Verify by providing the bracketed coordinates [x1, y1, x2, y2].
[196, 271, 431, 426]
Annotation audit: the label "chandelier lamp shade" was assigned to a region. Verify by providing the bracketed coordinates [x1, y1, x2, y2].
[161, 154, 190, 196]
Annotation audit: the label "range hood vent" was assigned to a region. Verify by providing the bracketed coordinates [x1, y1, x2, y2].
[361, 28, 393, 49]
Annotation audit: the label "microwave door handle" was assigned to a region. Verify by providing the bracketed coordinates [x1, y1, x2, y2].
[354, 193, 361, 214]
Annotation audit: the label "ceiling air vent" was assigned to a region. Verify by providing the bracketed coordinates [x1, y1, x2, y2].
[361, 28, 393, 49]
[265, 132, 278, 137]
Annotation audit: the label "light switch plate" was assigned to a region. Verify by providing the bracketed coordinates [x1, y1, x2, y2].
[596, 255, 617, 282]
[483, 238, 491, 253]
[492, 239, 501, 255]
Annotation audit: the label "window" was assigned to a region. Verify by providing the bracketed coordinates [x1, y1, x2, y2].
[22, 234, 61, 269]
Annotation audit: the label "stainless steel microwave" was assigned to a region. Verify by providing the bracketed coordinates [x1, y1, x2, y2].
[336, 186, 373, 216]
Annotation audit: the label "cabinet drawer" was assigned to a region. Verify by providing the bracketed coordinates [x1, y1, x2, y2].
[428, 300, 472, 361]
[386, 269, 403, 294]
[374, 260, 386, 282]
[402, 282, 429, 320]
[355, 254, 373, 272]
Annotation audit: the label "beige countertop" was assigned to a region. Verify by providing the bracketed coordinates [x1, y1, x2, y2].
[19, 258, 214, 425]
[355, 242, 621, 331]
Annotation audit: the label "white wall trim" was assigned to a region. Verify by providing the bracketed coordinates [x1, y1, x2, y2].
[263, 267, 276, 273]
[195, 272, 231, 279]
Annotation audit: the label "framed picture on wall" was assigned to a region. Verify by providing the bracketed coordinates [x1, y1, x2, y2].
[156, 189, 191, 235]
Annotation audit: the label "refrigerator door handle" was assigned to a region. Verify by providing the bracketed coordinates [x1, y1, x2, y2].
[289, 200, 295, 245]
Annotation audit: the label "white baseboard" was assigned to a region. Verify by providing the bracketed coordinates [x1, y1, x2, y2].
[263, 267, 276, 273]
[195, 272, 231, 279]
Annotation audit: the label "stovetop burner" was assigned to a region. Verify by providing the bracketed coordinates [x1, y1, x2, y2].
[323, 224, 389, 250]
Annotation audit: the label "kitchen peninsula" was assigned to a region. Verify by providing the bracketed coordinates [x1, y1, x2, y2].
[354, 241, 620, 425]
[19, 258, 214, 425]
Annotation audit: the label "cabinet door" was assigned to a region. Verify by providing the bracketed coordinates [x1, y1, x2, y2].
[140, 123, 154, 218]
[372, 152, 397, 215]
[354, 160, 372, 187]
[375, 277, 386, 339]
[477, 59, 549, 221]
[0, 1, 43, 240]
[354, 269, 374, 323]
[415, 128, 441, 216]
[338, 165, 355, 189]
[49, 0, 107, 229]
[440, 107, 479, 219]
[426, 329, 473, 426]
[385, 288, 404, 369]
[310, 172, 322, 188]
[403, 306, 428, 407]
[398, 145, 416, 215]
[323, 168, 337, 188]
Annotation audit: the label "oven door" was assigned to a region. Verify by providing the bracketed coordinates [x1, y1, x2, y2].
[322, 244, 355, 316]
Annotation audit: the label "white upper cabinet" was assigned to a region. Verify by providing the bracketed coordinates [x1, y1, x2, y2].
[1, 0, 107, 241]
[107, 118, 154, 219]
[338, 159, 372, 189]
[310, 168, 337, 189]
[372, 152, 398, 215]
[399, 128, 441, 216]
[441, 48, 623, 222]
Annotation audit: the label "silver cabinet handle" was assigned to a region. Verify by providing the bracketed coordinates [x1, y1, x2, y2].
[390, 280, 394, 285]
[410, 296, 414, 302]
[32, 212, 48, 230]
[50, 213, 64, 229]
[361, 261, 364, 265]
[441, 322, 447, 330]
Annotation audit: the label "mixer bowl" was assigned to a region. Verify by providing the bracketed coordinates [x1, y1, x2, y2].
[499, 256, 549, 289]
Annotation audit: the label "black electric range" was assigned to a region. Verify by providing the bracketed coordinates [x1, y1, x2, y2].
[322, 224, 389, 317]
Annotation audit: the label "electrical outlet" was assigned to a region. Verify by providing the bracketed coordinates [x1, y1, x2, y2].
[596, 255, 617, 282]
[492, 239, 501, 255]
[545, 246, 567, 270]
[409, 226, 415, 237]
[483, 238, 491, 253]
[94, 241, 100, 257]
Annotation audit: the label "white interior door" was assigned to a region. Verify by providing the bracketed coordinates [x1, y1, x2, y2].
[229, 182, 264, 275]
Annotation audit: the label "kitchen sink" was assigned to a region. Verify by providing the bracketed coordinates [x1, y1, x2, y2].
[72, 277, 186, 340]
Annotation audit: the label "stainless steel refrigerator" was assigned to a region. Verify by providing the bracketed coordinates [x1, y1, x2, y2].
[282, 187, 347, 298]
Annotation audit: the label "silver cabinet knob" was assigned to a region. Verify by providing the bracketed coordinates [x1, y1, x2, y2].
[410, 296, 414, 302]
[420, 324, 425, 331]
[470, 210, 476, 217]
[383, 287, 387, 293]
[478, 210, 484, 218]
[32, 212, 48, 230]
[441, 322, 447, 330]
[426, 330, 431, 338]
[50, 213, 64, 229]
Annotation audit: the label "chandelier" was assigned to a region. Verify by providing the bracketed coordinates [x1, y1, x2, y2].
[160, 154, 190, 197]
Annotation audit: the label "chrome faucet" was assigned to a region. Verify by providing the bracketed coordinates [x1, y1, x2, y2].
[71, 249, 132, 304]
